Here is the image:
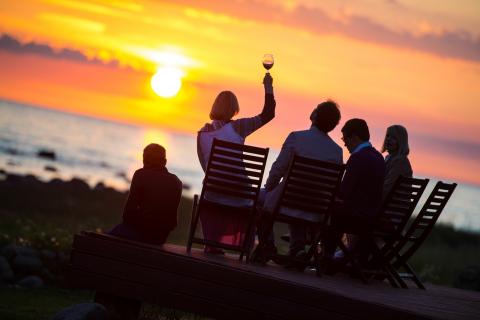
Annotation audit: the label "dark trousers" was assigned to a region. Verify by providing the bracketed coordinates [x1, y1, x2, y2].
[323, 208, 374, 263]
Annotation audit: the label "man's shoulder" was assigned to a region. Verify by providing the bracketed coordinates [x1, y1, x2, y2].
[164, 170, 182, 183]
[357, 147, 385, 166]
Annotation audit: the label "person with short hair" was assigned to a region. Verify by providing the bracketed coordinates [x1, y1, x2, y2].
[323, 119, 385, 269]
[109, 143, 182, 245]
[259, 100, 343, 259]
[381, 125, 413, 198]
[196, 74, 276, 253]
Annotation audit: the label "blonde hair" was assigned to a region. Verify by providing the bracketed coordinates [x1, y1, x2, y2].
[209, 91, 239, 121]
[382, 125, 410, 156]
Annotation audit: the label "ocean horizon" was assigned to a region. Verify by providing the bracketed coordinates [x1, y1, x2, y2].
[1, 99, 479, 233]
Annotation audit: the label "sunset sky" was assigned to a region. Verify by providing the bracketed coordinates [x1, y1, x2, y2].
[0, 0, 479, 185]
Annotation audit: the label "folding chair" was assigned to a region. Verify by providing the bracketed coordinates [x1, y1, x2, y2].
[385, 181, 457, 289]
[335, 176, 429, 286]
[186, 139, 269, 261]
[253, 154, 345, 270]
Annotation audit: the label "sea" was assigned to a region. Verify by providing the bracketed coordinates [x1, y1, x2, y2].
[1, 100, 479, 233]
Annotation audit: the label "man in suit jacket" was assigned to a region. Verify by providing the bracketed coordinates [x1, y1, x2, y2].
[260, 100, 343, 257]
[110, 143, 183, 245]
[323, 118, 386, 265]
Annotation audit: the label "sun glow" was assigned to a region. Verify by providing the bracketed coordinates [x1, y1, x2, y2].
[150, 66, 183, 98]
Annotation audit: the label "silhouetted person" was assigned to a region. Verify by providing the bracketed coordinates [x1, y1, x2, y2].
[323, 119, 385, 267]
[109, 143, 182, 245]
[196, 73, 275, 254]
[382, 125, 413, 198]
[258, 100, 343, 259]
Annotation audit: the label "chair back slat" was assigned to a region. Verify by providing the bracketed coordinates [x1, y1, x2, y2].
[209, 163, 263, 178]
[210, 155, 265, 171]
[204, 185, 258, 200]
[391, 181, 457, 268]
[201, 138, 269, 203]
[207, 171, 260, 185]
[213, 138, 268, 154]
[374, 176, 429, 241]
[275, 154, 345, 223]
[214, 148, 266, 163]
[204, 177, 258, 193]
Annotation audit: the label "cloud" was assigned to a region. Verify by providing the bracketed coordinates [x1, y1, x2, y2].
[412, 132, 480, 161]
[175, 0, 480, 62]
[0, 34, 120, 67]
[284, 5, 480, 62]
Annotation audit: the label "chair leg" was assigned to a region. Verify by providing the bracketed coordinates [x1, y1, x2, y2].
[382, 265, 400, 288]
[242, 210, 257, 263]
[386, 263, 408, 289]
[186, 195, 199, 253]
[404, 262, 426, 289]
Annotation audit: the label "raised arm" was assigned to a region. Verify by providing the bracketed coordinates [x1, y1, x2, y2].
[264, 133, 296, 191]
[232, 73, 276, 138]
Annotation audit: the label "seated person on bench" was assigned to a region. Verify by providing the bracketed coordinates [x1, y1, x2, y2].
[109, 143, 183, 245]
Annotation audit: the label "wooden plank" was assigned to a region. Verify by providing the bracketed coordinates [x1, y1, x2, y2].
[211, 156, 264, 170]
[70, 269, 265, 320]
[205, 177, 258, 193]
[204, 185, 256, 200]
[214, 149, 266, 163]
[210, 163, 263, 177]
[72, 234, 423, 320]
[213, 139, 268, 155]
[208, 171, 260, 185]
[71, 253, 351, 320]
[71, 234, 480, 320]
[293, 157, 345, 171]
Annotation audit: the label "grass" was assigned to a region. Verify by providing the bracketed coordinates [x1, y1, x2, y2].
[409, 224, 480, 288]
[1, 202, 479, 289]
[1, 174, 479, 318]
[0, 287, 209, 320]
[0, 287, 93, 320]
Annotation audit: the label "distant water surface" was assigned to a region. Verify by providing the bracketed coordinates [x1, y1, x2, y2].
[0, 100, 478, 232]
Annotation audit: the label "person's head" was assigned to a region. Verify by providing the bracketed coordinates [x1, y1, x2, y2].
[143, 143, 166, 168]
[209, 91, 239, 121]
[341, 118, 370, 153]
[382, 125, 409, 156]
[310, 100, 341, 133]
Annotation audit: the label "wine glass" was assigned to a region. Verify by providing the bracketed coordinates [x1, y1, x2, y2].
[262, 54, 274, 73]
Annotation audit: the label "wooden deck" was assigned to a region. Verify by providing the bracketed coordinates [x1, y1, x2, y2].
[69, 233, 480, 320]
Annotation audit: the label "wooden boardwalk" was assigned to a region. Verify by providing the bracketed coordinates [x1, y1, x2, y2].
[70, 233, 480, 320]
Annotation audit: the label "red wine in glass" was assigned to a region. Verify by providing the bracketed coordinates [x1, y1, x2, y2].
[262, 54, 274, 73]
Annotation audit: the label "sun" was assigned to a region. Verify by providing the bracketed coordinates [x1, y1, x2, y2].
[150, 67, 183, 98]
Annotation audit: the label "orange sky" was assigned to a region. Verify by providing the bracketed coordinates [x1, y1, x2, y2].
[0, 0, 479, 185]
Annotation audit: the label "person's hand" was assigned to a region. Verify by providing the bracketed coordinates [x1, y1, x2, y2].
[263, 73, 273, 94]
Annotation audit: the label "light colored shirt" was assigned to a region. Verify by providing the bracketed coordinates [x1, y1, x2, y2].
[262, 126, 343, 213]
[352, 141, 372, 154]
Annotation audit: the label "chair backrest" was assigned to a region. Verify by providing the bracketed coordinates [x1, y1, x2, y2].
[201, 138, 269, 205]
[275, 154, 345, 223]
[391, 181, 457, 268]
[375, 176, 429, 239]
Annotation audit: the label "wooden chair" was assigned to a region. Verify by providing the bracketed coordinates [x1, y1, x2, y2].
[186, 138, 269, 261]
[384, 181, 457, 289]
[335, 176, 429, 286]
[254, 154, 345, 270]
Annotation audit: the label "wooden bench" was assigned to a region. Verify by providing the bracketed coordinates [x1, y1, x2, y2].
[69, 231, 480, 320]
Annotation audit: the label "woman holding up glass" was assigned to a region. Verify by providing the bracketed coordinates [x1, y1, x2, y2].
[196, 60, 276, 254]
